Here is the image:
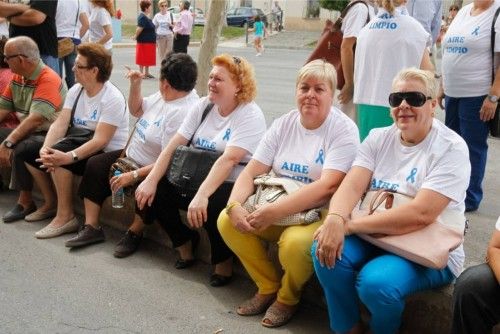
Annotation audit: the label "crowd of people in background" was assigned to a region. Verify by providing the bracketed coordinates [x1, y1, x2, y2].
[0, 0, 498, 333]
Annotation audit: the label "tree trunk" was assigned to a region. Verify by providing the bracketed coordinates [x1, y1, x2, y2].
[196, 0, 227, 96]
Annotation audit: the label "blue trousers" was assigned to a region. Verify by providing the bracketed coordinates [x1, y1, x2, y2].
[59, 50, 76, 88]
[444, 95, 488, 211]
[41, 54, 61, 76]
[312, 236, 454, 334]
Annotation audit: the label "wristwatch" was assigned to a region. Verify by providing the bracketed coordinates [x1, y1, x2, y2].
[488, 94, 499, 103]
[132, 170, 139, 180]
[70, 150, 79, 162]
[3, 140, 15, 149]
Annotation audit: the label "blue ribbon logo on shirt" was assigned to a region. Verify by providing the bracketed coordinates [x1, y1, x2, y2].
[315, 149, 325, 165]
[223, 128, 231, 141]
[471, 26, 480, 36]
[90, 109, 98, 120]
[406, 168, 418, 184]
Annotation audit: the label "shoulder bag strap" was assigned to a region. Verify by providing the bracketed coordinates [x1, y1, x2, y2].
[119, 118, 140, 158]
[69, 87, 85, 128]
[335, 0, 370, 30]
[73, 0, 80, 38]
[491, 7, 500, 83]
[187, 102, 214, 146]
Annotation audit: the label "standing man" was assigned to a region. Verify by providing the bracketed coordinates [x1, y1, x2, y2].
[0, 36, 66, 223]
[173, 0, 193, 53]
[0, 0, 59, 75]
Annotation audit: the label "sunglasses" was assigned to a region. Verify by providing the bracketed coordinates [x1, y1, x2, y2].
[388, 91, 432, 108]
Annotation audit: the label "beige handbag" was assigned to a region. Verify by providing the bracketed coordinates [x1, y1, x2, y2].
[352, 189, 466, 269]
[242, 173, 322, 226]
[58, 38, 75, 58]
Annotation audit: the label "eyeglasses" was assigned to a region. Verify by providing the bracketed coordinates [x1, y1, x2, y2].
[74, 64, 92, 70]
[388, 91, 432, 108]
[3, 54, 27, 61]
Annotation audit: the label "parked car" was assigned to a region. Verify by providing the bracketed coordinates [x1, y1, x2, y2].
[168, 6, 205, 26]
[226, 7, 268, 28]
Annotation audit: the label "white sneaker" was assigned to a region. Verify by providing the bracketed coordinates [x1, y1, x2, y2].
[256, 53, 261, 57]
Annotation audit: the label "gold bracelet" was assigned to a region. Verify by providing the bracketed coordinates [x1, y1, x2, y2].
[327, 212, 346, 224]
[225, 201, 241, 215]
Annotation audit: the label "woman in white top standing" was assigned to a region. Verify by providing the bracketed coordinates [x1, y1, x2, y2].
[56, 0, 89, 88]
[354, 0, 433, 141]
[89, 0, 113, 51]
[153, 0, 174, 62]
[439, 0, 500, 212]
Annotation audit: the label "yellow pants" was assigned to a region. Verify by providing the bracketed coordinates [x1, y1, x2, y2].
[217, 210, 324, 306]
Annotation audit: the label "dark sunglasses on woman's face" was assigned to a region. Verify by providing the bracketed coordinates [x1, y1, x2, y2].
[388, 91, 432, 108]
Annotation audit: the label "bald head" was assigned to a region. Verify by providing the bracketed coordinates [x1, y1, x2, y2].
[5, 36, 40, 63]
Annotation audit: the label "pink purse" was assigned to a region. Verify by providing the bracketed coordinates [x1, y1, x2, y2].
[351, 190, 466, 269]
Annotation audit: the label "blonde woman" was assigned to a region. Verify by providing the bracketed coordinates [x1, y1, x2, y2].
[89, 0, 114, 51]
[153, 0, 174, 61]
[353, 0, 433, 140]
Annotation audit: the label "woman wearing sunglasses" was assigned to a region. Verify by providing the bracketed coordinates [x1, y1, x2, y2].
[312, 68, 470, 334]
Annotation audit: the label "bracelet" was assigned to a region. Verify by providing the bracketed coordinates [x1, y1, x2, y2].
[225, 201, 241, 215]
[327, 212, 346, 224]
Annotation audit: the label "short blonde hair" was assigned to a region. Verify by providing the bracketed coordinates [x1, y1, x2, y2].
[212, 54, 257, 104]
[297, 59, 337, 92]
[392, 68, 437, 98]
[376, 0, 405, 14]
[158, 0, 167, 6]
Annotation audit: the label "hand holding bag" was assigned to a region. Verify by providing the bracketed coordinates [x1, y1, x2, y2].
[242, 173, 322, 226]
[166, 103, 219, 197]
[352, 189, 466, 269]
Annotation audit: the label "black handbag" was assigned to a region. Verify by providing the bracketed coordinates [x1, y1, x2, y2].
[56, 88, 95, 146]
[489, 7, 500, 137]
[166, 103, 219, 197]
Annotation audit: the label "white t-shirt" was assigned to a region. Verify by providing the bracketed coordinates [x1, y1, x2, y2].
[442, 1, 500, 97]
[89, 5, 112, 50]
[64, 82, 129, 152]
[126, 90, 199, 166]
[496, 216, 500, 230]
[341, 2, 375, 38]
[177, 97, 267, 182]
[354, 6, 430, 107]
[56, 0, 87, 39]
[0, 21, 8, 38]
[253, 107, 360, 183]
[153, 12, 173, 36]
[354, 119, 471, 277]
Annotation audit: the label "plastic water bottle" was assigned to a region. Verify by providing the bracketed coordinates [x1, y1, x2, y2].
[112, 170, 125, 209]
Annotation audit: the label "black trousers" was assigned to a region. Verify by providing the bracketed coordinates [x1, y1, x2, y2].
[173, 34, 189, 53]
[451, 263, 500, 334]
[0, 127, 45, 191]
[146, 176, 233, 265]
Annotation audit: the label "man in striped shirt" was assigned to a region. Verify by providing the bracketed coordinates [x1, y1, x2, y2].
[0, 36, 66, 223]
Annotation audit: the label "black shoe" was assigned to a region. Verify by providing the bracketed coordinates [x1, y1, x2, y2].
[3, 202, 36, 223]
[465, 206, 478, 213]
[209, 274, 233, 287]
[65, 224, 105, 248]
[174, 232, 200, 269]
[113, 230, 142, 258]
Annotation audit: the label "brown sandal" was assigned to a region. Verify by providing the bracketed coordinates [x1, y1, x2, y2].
[236, 294, 276, 316]
[261, 301, 298, 328]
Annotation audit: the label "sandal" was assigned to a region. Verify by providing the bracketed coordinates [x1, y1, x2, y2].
[237, 293, 276, 316]
[261, 301, 298, 328]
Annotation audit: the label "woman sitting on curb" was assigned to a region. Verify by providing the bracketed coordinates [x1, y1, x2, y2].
[217, 59, 359, 327]
[135, 54, 267, 287]
[64, 52, 199, 254]
[312, 68, 470, 334]
[21, 43, 129, 239]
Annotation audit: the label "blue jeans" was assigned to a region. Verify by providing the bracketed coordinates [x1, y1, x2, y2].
[59, 50, 76, 88]
[312, 236, 454, 334]
[41, 54, 61, 76]
[444, 95, 488, 210]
